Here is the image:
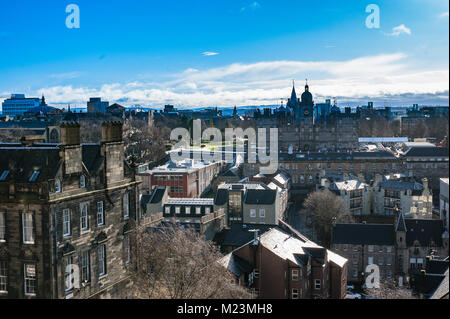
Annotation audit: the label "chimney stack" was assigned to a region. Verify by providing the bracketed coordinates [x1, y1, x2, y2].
[102, 121, 123, 144]
[250, 229, 260, 246]
[59, 122, 82, 175]
[60, 122, 81, 146]
[422, 178, 429, 191]
[101, 121, 124, 186]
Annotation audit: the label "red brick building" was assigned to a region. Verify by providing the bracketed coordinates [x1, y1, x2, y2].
[219, 222, 347, 299]
[138, 159, 226, 198]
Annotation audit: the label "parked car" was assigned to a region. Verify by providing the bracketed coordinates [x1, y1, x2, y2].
[345, 292, 362, 299]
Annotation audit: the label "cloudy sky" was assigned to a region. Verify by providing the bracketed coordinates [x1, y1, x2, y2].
[0, 0, 448, 109]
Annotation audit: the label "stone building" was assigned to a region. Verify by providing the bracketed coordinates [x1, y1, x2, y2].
[372, 174, 433, 219]
[253, 83, 359, 153]
[243, 148, 448, 203]
[321, 173, 433, 218]
[321, 176, 371, 216]
[214, 173, 289, 227]
[0, 121, 140, 299]
[332, 210, 448, 287]
[140, 186, 226, 241]
[219, 222, 348, 299]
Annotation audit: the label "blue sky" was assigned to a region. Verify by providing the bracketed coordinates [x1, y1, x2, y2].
[0, 0, 448, 108]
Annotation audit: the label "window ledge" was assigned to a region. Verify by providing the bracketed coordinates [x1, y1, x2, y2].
[98, 274, 108, 281]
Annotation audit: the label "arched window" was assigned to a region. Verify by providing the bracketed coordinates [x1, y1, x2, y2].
[55, 179, 61, 193]
[80, 175, 86, 188]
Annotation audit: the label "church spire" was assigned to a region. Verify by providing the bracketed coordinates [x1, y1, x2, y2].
[395, 205, 407, 232]
[290, 80, 298, 103]
[40, 94, 46, 106]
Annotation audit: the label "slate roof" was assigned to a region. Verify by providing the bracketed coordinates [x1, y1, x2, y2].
[219, 253, 253, 277]
[81, 144, 103, 175]
[0, 147, 61, 183]
[303, 247, 326, 265]
[149, 186, 166, 204]
[332, 223, 395, 246]
[404, 147, 449, 158]
[0, 143, 105, 183]
[423, 273, 447, 297]
[379, 180, 424, 195]
[214, 188, 229, 206]
[213, 224, 274, 248]
[405, 219, 444, 247]
[430, 269, 449, 299]
[244, 189, 277, 205]
[426, 259, 449, 275]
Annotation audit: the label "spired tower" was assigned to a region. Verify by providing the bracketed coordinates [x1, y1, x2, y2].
[395, 207, 408, 287]
[300, 80, 314, 119]
[286, 81, 301, 119]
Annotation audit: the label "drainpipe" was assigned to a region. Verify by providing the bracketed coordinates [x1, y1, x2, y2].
[51, 207, 58, 299]
[361, 244, 365, 286]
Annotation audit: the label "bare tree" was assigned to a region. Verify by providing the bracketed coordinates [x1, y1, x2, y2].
[301, 189, 354, 248]
[0, 127, 27, 142]
[123, 118, 169, 164]
[364, 280, 417, 299]
[124, 226, 250, 299]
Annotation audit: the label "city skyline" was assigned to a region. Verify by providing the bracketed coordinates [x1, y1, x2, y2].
[0, 0, 449, 108]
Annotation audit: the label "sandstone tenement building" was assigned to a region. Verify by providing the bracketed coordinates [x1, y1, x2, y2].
[0, 121, 140, 299]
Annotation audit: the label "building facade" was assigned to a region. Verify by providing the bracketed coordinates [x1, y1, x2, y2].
[141, 186, 226, 241]
[332, 211, 448, 286]
[138, 159, 226, 198]
[1, 94, 42, 117]
[87, 98, 109, 113]
[220, 223, 348, 299]
[373, 175, 433, 219]
[0, 121, 140, 299]
[214, 176, 288, 227]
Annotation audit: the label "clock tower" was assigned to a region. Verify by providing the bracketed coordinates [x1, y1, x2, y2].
[300, 81, 314, 120]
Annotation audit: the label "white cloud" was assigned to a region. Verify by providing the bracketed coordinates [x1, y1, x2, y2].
[32, 53, 448, 108]
[385, 24, 412, 36]
[49, 71, 83, 80]
[241, 2, 261, 12]
[202, 52, 219, 56]
[439, 11, 449, 18]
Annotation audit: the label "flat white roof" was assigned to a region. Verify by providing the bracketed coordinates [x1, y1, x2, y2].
[359, 137, 408, 143]
[167, 198, 214, 206]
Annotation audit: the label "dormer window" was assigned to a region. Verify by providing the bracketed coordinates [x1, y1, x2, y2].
[29, 170, 40, 182]
[80, 175, 86, 188]
[0, 170, 9, 182]
[55, 179, 61, 193]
